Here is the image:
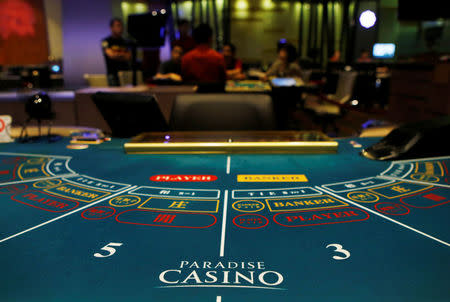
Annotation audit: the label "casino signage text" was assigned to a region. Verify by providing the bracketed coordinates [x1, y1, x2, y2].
[158, 260, 285, 289]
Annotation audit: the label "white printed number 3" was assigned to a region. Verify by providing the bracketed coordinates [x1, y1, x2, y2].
[326, 243, 350, 260]
[94, 242, 123, 258]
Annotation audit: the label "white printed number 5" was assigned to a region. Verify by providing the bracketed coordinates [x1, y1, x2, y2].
[94, 242, 123, 258]
[326, 243, 350, 260]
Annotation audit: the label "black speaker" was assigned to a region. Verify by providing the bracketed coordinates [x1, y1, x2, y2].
[127, 12, 167, 47]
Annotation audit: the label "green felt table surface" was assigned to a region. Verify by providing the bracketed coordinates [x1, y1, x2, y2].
[0, 137, 449, 302]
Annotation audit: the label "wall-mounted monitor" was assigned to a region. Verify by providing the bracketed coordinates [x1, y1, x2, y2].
[372, 43, 396, 59]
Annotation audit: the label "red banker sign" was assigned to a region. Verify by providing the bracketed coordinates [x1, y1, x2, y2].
[150, 175, 217, 182]
[273, 207, 369, 227]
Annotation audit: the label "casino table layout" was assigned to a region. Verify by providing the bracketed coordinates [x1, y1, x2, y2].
[0, 137, 449, 302]
[225, 80, 271, 92]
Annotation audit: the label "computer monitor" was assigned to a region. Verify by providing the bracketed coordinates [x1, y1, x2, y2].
[92, 92, 169, 138]
[270, 78, 297, 87]
[372, 43, 396, 59]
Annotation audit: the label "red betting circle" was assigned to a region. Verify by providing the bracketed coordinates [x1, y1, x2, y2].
[375, 202, 410, 216]
[0, 184, 28, 195]
[233, 214, 269, 229]
[81, 206, 116, 220]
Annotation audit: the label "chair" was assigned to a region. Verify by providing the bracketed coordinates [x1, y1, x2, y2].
[270, 85, 307, 130]
[118, 71, 144, 86]
[303, 70, 358, 134]
[195, 82, 226, 93]
[170, 94, 276, 131]
[83, 74, 108, 87]
[92, 92, 168, 137]
[300, 69, 313, 83]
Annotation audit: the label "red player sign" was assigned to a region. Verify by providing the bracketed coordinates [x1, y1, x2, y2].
[150, 175, 218, 182]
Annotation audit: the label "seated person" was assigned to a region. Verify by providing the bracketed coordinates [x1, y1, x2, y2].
[181, 23, 226, 83]
[263, 43, 302, 80]
[154, 44, 183, 82]
[357, 49, 372, 63]
[101, 18, 131, 86]
[223, 43, 245, 80]
[329, 50, 341, 62]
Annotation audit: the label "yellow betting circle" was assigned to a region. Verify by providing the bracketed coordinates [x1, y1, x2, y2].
[410, 173, 439, 183]
[109, 195, 142, 207]
[26, 158, 47, 165]
[347, 191, 380, 203]
[232, 200, 265, 212]
[33, 178, 63, 189]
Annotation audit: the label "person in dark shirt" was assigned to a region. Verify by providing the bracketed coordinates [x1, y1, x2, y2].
[154, 44, 183, 82]
[223, 43, 245, 80]
[173, 19, 196, 53]
[101, 18, 131, 86]
[181, 23, 226, 83]
[357, 49, 373, 63]
[263, 43, 302, 80]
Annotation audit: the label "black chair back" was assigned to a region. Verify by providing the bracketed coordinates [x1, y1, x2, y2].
[170, 94, 275, 131]
[92, 92, 168, 137]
